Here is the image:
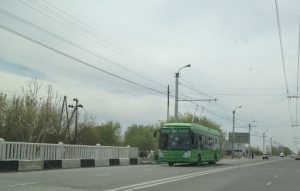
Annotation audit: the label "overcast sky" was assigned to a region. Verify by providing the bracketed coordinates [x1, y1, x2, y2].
[0, 0, 300, 152]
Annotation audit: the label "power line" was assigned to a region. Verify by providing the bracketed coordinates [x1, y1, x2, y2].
[274, 0, 289, 95]
[40, 0, 173, 73]
[0, 9, 166, 90]
[179, 81, 216, 99]
[274, 0, 294, 126]
[0, 24, 168, 96]
[296, 19, 300, 127]
[1, 21, 244, 128]
[18, 0, 170, 87]
[179, 92, 286, 97]
[177, 78, 250, 123]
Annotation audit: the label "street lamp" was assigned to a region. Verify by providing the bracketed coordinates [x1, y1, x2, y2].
[269, 136, 275, 156]
[175, 64, 191, 121]
[262, 130, 268, 153]
[248, 120, 256, 155]
[232, 105, 242, 158]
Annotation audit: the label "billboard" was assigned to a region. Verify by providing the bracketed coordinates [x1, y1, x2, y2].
[228, 132, 250, 144]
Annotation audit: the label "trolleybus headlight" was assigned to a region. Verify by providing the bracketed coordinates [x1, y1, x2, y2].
[159, 150, 164, 157]
[182, 151, 191, 158]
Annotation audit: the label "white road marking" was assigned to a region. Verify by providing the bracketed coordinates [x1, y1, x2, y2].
[266, 181, 272, 186]
[8, 182, 39, 187]
[96, 174, 111, 177]
[107, 160, 274, 191]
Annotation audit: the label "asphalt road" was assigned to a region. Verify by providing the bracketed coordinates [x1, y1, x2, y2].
[0, 157, 299, 191]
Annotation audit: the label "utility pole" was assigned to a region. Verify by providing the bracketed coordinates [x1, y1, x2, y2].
[68, 98, 83, 144]
[167, 85, 170, 121]
[175, 72, 179, 121]
[59, 96, 71, 143]
[248, 121, 255, 157]
[274, 141, 277, 155]
[174, 64, 191, 122]
[232, 110, 236, 158]
[249, 123, 251, 156]
[232, 106, 242, 158]
[59, 96, 68, 131]
[263, 132, 266, 153]
[270, 137, 273, 156]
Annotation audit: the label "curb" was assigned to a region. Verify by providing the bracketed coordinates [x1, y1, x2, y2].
[0, 158, 139, 172]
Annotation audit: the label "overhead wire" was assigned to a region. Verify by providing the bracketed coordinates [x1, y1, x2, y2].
[296, 19, 300, 128]
[179, 82, 216, 99]
[295, 19, 300, 150]
[274, 0, 294, 125]
[178, 77, 253, 126]
[274, 0, 290, 95]
[16, 0, 254, 127]
[3, 1, 282, 133]
[0, 24, 168, 96]
[0, 9, 166, 90]
[0, 8, 213, 121]
[18, 0, 169, 88]
[40, 0, 173, 73]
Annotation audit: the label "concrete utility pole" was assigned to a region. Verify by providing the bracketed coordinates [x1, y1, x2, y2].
[262, 131, 267, 153]
[248, 120, 255, 156]
[167, 85, 170, 121]
[232, 106, 242, 158]
[68, 98, 83, 144]
[270, 137, 273, 156]
[174, 64, 191, 121]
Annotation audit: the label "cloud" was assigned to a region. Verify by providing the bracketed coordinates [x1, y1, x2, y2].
[0, 59, 47, 79]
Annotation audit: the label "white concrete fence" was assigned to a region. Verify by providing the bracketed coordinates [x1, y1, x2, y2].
[0, 138, 138, 161]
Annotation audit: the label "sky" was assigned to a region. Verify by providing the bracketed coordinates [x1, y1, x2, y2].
[0, 0, 300, 152]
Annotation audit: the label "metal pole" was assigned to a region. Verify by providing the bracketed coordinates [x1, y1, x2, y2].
[167, 85, 170, 121]
[175, 72, 179, 121]
[270, 137, 273, 156]
[74, 98, 78, 144]
[263, 132, 265, 153]
[274, 141, 277, 155]
[249, 123, 251, 156]
[232, 110, 235, 158]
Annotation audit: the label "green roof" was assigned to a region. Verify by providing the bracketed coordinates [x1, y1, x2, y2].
[162, 123, 220, 137]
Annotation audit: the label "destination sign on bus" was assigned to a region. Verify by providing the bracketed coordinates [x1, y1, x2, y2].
[160, 128, 189, 134]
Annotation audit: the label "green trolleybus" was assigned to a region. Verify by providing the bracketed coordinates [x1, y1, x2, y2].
[158, 123, 222, 166]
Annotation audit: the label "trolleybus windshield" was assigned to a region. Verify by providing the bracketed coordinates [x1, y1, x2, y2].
[160, 128, 191, 150]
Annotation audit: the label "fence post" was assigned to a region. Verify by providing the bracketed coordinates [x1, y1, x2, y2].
[0, 138, 5, 160]
[56, 142, 64, 160]
[127, 145, 130, 158]
[95, 143, 100, 160]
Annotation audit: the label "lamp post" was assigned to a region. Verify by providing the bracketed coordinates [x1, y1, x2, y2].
[270, 137, 273, 156]
[175, 64, 191, 121]
[248, 120, 255, 156]
[232, 105, 242, 158]
[262, 130, 268, 153]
